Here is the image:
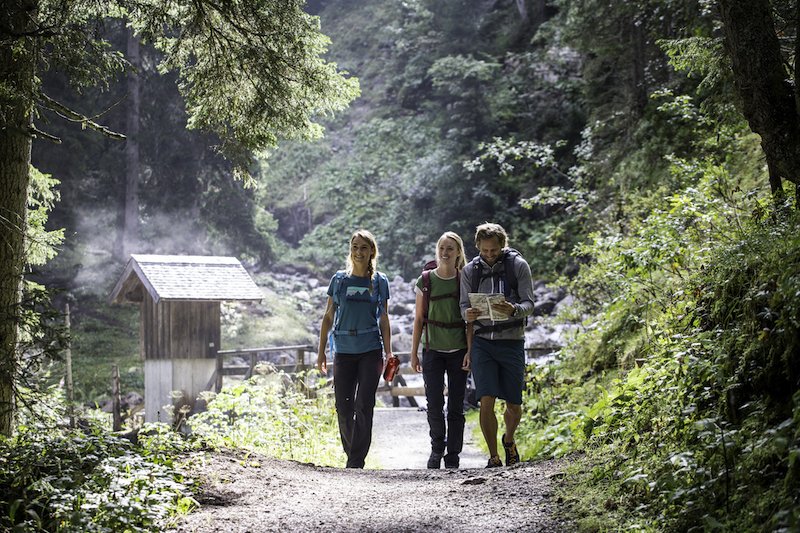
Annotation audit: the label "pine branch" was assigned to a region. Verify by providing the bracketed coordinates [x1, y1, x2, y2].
[28, 124, 61, 143]
[38, 92, 126, 140]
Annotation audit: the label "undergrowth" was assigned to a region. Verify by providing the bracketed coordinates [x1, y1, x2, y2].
[189, 365, 346, 467]
[1, 365, 347, 531]
[0, 414, 198, 532]
[517, 160, 800, 530]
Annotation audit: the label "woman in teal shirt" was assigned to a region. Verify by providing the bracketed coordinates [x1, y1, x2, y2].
[317, 229, 393, 468]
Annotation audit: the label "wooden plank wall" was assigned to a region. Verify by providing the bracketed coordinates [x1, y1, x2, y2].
[141, 298, 220, 360]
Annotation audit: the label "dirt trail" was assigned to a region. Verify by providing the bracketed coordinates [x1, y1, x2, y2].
[369, 407, 487, 469]
[170, 408, 571, 532]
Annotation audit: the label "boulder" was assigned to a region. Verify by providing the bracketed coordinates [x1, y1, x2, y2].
[533, 299, 558, 316]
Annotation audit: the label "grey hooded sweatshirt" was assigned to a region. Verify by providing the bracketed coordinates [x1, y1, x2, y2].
[459, 249, 535, 341]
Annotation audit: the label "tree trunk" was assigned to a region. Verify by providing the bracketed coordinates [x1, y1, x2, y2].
[529, 0, 546, 28]
[0, 0, 38, 436]
[122, 28, 142, 258]
[630, 17, 649, 114]
[515, 0, 529, 24]
[515, 0, 548, 32]
[718, 0, 800, 190]
[795, 0, 800, 114]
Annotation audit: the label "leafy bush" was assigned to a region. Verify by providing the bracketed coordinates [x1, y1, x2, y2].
[0, 423, 197, 532]
[1, 365, 348, 531]
[189, 366, 345, 466]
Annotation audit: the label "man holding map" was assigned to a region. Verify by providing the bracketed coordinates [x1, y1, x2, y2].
[460, 222, 535, 468]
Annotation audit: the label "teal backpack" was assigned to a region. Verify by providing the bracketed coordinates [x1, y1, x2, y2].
[329, 271, 389, 353]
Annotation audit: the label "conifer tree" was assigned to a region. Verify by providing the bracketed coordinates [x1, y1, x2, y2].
[0, 0, 358, 435]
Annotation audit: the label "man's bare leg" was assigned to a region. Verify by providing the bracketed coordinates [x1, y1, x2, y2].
[503, 402, 522, 444]
[479, 395, 498, 458]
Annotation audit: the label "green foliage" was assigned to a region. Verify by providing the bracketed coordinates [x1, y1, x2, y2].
[465, 136, 590, 277]
[265, 114, 469, 277]
[199, 173, 279, 264]
[516, 138, 800, 529]
[19, 165, 66, 368]
[0, 2, 125, 122]
[190, 367, 345, 466]
[568, 208, 800, 529]
[16, 283, 69, 398]
[551, 0, 719, 204]
[517, 362, 606, 459]
[427, 54, 501, 134]
[26, 167, 64, 267]
[0, 421, 197, 532]
[221, 273, 320, 349]
[152, 0, 359, 174]
[14, 167, 70, 413]
[255, 0, 584, 279]
[659, 36, 731, 96]
[697, 203, 800, 415]
[20, 0, 360, 179]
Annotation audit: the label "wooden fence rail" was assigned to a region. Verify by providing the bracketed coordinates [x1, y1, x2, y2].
[209, 344, 315, 392]
[205, 347, 424, 405]
[107, 343, 560, 426]
[204, 345, 561, 405]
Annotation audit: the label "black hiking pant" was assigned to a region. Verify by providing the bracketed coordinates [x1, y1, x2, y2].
[422, 348, 468, 457]
[333, 349, 383, 468]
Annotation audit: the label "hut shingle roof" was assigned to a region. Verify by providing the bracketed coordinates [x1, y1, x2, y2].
[110, 254, 263, 304]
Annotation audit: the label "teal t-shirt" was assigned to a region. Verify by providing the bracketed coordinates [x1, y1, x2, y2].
[415, 271, 467, 351]
[328, 271, 389, 355]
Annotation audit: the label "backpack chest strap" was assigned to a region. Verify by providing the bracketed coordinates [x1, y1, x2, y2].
[474, 319, 524, 335]
[424, 318, 465, 329]
[429, 291, 458, 302]
[334, 325, 380, 337]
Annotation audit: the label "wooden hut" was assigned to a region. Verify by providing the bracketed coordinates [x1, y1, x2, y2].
[110, 254, 263, 423]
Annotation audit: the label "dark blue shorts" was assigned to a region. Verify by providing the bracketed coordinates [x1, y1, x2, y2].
[471, 337, 525, 405]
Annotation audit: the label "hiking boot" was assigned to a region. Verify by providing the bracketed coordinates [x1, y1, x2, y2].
[486, 456, 503, 468]
[502, 434, 520, 466]
[427, 451, 443, 469]
[443, 454, 460, 469]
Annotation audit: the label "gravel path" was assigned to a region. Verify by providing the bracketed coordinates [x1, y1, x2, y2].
[370, 407, 487, 469]
[170, 407, 572, 532]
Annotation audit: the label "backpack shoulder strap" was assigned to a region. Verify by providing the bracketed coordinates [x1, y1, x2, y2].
[503, 248, 521, 264]
[375, 272, 389, 317]
[501, 249, 521, 296]
[331, 270, 348, 307]
[421, 269, 433, 319]
[469, 256, 482, 293]
[420, 269, 433, 347]
[331, 271, 350, 332]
